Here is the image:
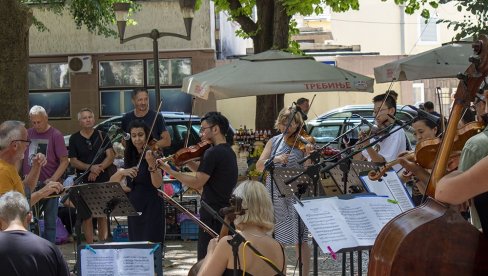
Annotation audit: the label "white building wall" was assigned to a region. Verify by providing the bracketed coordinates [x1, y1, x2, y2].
[29, 1, 212, 55]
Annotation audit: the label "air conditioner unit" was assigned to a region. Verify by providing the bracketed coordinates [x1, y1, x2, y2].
[68, 55, 92, 73]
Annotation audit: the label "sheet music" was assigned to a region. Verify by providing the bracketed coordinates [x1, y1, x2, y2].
[294, 195, 403, 253]
[81, 248, 154, 276]
[359, 170, 414, 212]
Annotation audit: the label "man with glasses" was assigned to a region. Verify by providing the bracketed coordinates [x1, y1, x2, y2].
[354, 93, 407, 171]
[158, 111, 238, 260]
[121, 88, 171, 150]
[0, 120, 63, 205]
[22, 105, 69, 244]
[68, 108, 115, 243]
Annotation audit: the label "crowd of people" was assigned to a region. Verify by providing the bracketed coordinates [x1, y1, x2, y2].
[1, 86, 487, 275]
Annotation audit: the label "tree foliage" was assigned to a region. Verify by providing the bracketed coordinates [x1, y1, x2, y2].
[437, 0, 488, 41]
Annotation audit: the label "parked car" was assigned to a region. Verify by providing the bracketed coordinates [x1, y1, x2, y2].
[64, 112, 202, 156]
[307, 104, 418, 149]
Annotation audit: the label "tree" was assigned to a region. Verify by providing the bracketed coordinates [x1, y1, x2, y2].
[0, 0, 132, 123]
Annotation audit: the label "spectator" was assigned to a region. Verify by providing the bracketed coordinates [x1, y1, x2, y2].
[0, 191, 69, 276]
[423, 101, 442, 117]
[22, 105, 69, 244]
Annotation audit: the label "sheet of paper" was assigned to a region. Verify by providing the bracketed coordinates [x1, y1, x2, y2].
[360, 170, 414, 212]
[81, 249, 115, 276]
[294, 195, 403, 253]
[116, 249, 155, 276]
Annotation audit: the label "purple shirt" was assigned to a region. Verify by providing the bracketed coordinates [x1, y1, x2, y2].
[23, 127, 68, 182]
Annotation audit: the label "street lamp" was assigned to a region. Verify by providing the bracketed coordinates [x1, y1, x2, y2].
[113, 0, 196, 103]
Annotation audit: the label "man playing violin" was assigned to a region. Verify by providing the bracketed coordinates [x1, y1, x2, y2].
[121, 88, 171, 150]
[353, 93, 407, 171]
[158, 111, 238, 260]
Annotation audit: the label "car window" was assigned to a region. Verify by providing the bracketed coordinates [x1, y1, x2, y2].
[309, 125, 341, 143]
[329, 112, 353, 119]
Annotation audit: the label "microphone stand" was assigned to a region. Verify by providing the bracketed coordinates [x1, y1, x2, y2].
[200, 201, 285, 276]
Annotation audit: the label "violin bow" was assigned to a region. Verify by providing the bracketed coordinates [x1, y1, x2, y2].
[136, 99, 164, 169]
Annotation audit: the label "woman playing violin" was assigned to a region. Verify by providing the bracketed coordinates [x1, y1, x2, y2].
[158, 112, 238, 260]
[110, 120, 164, 242]
[398, 116, 440, 206]
[256, 106, 313, 276]
[198, 180, 286, 276]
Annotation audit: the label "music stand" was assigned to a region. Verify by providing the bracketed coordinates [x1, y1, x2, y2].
[274, 167, 314, 276]
[274, 167, 320, 198]
[323, 162, 361, 195]
[70, 182, 139, 241]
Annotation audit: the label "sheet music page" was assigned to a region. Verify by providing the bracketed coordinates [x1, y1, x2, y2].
[294, 195, 403, 253]
[360, 170, 414, 212]
[81, 249, 116, 276]
[116, 248, 154, 276]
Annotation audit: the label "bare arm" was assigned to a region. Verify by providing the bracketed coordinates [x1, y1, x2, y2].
[197, 237, 231, 276]
[23, 153, 47, 190]
[158, 161, 209, 191]
[46, 156, 69, 183]
[256, 138, 290, 172]
[156, 130, 171, 149]
[436, 155, 488, 204]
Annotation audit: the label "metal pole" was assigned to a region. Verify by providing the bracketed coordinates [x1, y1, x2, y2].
[152, 30, 161, 103]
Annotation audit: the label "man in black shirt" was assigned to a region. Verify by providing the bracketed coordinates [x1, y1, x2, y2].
[121, 88, 171, 150]
[158, 112, 238, 260]
[69, 108, 115, 243]
[0, 191, 69, 276]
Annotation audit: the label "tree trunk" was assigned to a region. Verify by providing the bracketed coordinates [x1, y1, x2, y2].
[0, 0, 32, 123]
[253, 0, 287, 131]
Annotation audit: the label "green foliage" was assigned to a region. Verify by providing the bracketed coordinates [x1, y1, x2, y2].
[438, 0, 488, 41]
[22, 0, 139, 37]
[288, 18, 303, 54]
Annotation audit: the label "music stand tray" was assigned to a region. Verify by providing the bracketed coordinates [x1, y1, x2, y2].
[273, 167, 317, 198]
[70, 182, 138, 218]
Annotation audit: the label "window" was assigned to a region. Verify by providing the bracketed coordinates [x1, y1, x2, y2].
[99, 58, 193, 117]
[28, 63, 71, 118]
[419, 16, 438, 43]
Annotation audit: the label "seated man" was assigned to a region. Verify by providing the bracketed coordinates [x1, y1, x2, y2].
[0, 191, 69, 276]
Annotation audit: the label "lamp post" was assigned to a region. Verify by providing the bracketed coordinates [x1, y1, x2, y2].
[113, 1, 196, 103]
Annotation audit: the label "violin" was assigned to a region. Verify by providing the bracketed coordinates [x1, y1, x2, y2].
[188, 195, 244, 276]
[158, 140, 212, 167]
[285, 129, 315, 151]
[367, 121, 484, 181]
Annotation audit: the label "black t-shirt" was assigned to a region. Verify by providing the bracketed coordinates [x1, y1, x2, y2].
[68, 130, 112, 183]
[0, 230, 69, 276]
[198, 143, 238, 217]
[121, 109, 167, 141]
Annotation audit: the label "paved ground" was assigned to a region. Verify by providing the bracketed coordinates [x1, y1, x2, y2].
[59, 238, 369, 275]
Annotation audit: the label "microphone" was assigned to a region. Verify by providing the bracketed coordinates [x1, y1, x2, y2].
[407, 105, 441, 126]
[387, 114, 415, 133]
[293, 102, 308, 121]
[108, 125, 130, 141]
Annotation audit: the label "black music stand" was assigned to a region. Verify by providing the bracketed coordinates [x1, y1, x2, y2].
[70, 182, 139, 242]
[274, 167, 314, 276]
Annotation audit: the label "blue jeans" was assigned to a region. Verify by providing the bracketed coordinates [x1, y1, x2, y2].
[35, 197, 59, 243]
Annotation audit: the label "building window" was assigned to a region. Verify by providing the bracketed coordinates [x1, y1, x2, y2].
[99, 58, 192, 117]
[28, 63, 71, 118]
[419, 16, 438, 43]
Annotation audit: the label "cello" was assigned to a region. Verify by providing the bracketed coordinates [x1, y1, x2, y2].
[368, 36, 488, 275]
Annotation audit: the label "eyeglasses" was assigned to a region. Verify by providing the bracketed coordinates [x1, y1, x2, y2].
[85, 139, 93, 150]
[11, 139, 31, 146]
[199, 125, 215, 133]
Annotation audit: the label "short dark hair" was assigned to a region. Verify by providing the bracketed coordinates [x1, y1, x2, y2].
[132, 88, 149, 99]
[424, 101, 434, 110]
[201, 112, 230, 137]
[413, 116, 440, 136]
[373, 93, 397, 113]
[387, 90, 398, 100]
[296, 98, 309, 105]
